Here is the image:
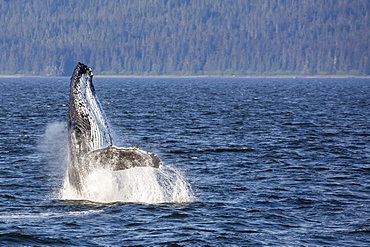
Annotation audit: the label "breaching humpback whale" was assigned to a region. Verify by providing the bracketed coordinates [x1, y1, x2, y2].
[68, 62, 161, 193]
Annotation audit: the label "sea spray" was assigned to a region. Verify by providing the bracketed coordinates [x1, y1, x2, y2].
[39, 122, 68, 166]
[39, 122, 68, 194]
[42, 122, 194, 204]
[60, 165, 194, 204]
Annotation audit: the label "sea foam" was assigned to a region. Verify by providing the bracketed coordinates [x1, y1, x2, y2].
[61, 165, 193, 204]
[43, 122, 193, 204]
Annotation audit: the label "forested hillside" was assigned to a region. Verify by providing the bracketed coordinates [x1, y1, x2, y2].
[0, 0, 369, 76]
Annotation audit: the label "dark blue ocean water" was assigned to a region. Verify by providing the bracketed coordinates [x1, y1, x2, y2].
[0, 77, 370, 246]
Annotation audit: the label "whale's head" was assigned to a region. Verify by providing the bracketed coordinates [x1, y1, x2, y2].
[70, 62, 94, 96]
[68, 62, 111, 152]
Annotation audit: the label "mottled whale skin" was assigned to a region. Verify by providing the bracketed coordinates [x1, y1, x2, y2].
[68, 62, 161, 193]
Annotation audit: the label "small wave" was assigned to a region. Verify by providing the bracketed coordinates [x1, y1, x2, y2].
[0, 209, 104, 221]
[165, 150, 189, 154]
[349, 228, 370, 233]
[196, 147, 255, 153]
[165, 147, 255, 154]
[0, 231, 74, 245]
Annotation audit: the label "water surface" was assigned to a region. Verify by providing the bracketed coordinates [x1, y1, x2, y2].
[0, 77, 369, 246]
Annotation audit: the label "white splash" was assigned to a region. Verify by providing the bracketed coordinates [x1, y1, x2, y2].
[40, 122, 68, 163]
[61, 165, 193, 204]
[42, 120, 194, 204]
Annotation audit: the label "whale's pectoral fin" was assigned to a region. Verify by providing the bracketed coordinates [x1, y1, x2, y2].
[83, 146, 161, 170]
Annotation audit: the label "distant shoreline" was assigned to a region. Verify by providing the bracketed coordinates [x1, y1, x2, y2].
[0, 74, 369, 79]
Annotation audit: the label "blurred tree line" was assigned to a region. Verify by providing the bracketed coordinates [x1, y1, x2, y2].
[0, 0, 369, 76]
